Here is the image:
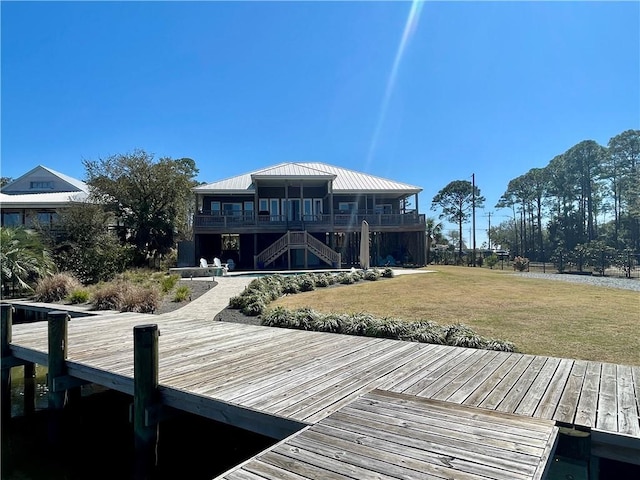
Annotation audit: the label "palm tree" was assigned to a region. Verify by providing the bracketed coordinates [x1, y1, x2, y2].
[1, 226, 55, 297]
[425, 217, 443, 264]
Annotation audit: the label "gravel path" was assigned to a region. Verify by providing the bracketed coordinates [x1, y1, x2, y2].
[513, 272, 640, 291]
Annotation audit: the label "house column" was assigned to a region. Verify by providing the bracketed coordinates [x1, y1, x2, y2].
[300, 182, 304, 223]
[254, 182, 259, 224]
[329, 181, 334, 230]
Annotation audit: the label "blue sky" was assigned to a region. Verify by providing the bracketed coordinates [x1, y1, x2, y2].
[2, 1, 639, 245]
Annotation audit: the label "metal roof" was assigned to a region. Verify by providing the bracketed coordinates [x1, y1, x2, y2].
[194, 162, 422, 195]
[0, 191, 89, 209]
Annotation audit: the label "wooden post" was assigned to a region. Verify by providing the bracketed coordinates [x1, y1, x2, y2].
[47, 310, 69, 446]
[1, 304, 13, 425]
[47, 311, 69, 410]
[133, 324, 159, 475]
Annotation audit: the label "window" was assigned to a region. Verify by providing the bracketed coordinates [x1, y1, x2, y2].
[338, 202, 358, 213]
[259, 199, 268, 213]
[243, 201, 254, 212]
[30, 181, 54, 190]
[269, 199, 280, 219]
[303, 199, 313, 217]
[2, 212, 21, 226]
[222, 203, 242, 216]
[375, 204, 392, 214]
[211, 201, 221, 215]
[36, 212, 56, 225]
[303, 198, 323, 220]
[284, 199, 300, 221]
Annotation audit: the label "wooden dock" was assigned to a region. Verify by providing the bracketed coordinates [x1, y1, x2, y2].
[5, 309, 640, 475]
[216, 389, 559, 480]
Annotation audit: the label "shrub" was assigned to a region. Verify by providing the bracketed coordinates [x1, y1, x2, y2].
[121, 284, 161, 313]
[512, 256, 529, 272]
[160, 274, 180, 294]
[408, 326, 446, 345]
[324, 272, 337, 285]
[485, 254, 499, 269]
[282, 278, 301, 294]
[310, 313, 343, 333]
[91, 282, 126, 311]
[173, 285, 191, 302]
[338, 273, 355, 285]
[351, 270, 364, 281]
[228, 295, 248, 309]
[485, 339, 516, 352]
[298, 275, 316, 292]
[159, 249, 178, 271]
[364, 270, 380, 281]
[67, 288, 91, 304]
[444, 324, 486, 348]
[314, 275, 330, 288]
[242, 299, 267, 316]
[33, 273, 82, 303]
[382, 267, 395, 278]
[341, 312, 376, 336]
[369, 317, 411, 339]
[261, 306, 291, 327]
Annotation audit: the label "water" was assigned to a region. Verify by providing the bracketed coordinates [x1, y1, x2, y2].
[2, 367, 275, 480]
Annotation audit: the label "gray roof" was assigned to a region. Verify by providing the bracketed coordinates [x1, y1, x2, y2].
[195, 162, 422, 195]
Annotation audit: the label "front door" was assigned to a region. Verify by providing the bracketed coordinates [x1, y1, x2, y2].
[286, 199, 301, 221]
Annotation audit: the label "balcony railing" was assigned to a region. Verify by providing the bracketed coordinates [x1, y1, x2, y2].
[194, 210, 426, 230]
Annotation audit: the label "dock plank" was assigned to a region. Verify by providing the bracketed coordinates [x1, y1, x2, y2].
[574, 361, 602, 428]
[596, 363, 618, 431]
[553, 360, 587, 425]
[616, 364, 640, 436]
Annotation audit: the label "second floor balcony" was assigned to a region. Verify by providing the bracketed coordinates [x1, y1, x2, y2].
[194, 210, 426, 233]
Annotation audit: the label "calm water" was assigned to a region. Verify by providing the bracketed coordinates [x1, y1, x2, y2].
[2, 367, 275, 480]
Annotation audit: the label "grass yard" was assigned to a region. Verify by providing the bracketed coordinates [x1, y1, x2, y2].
[271, 266, 640, 366]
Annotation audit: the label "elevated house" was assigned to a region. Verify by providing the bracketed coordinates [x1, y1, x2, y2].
[192, 162, 427, 270]
[0, 165, 89, 228]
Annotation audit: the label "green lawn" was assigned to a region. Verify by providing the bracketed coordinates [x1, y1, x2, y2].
[272, 266, 640, 366]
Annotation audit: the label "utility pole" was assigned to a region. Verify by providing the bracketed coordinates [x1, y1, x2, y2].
[472, 173, 476, 266]
[486, 211, 493, 250]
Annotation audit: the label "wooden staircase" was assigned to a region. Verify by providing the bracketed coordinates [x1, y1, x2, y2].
[254, 231, 341, 269]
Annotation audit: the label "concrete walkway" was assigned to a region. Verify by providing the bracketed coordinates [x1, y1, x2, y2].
[158, 276, 254, 321]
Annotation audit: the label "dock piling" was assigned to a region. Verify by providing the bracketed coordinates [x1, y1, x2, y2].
[1, 304, 14, 425]
[47, 310, 69, 446]
[133, 324, 160, 476]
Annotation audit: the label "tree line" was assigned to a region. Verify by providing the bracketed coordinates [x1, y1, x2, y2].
[490, 129, 639, 263]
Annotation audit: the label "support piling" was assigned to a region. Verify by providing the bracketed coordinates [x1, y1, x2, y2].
[1, 304, 14, 424]
[133, 324, 160, 477]
[47, 310, 69, 446]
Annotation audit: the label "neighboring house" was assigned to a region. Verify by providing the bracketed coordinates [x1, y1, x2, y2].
[192, 162, 427, 270]
[0, 165, 89, 227]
